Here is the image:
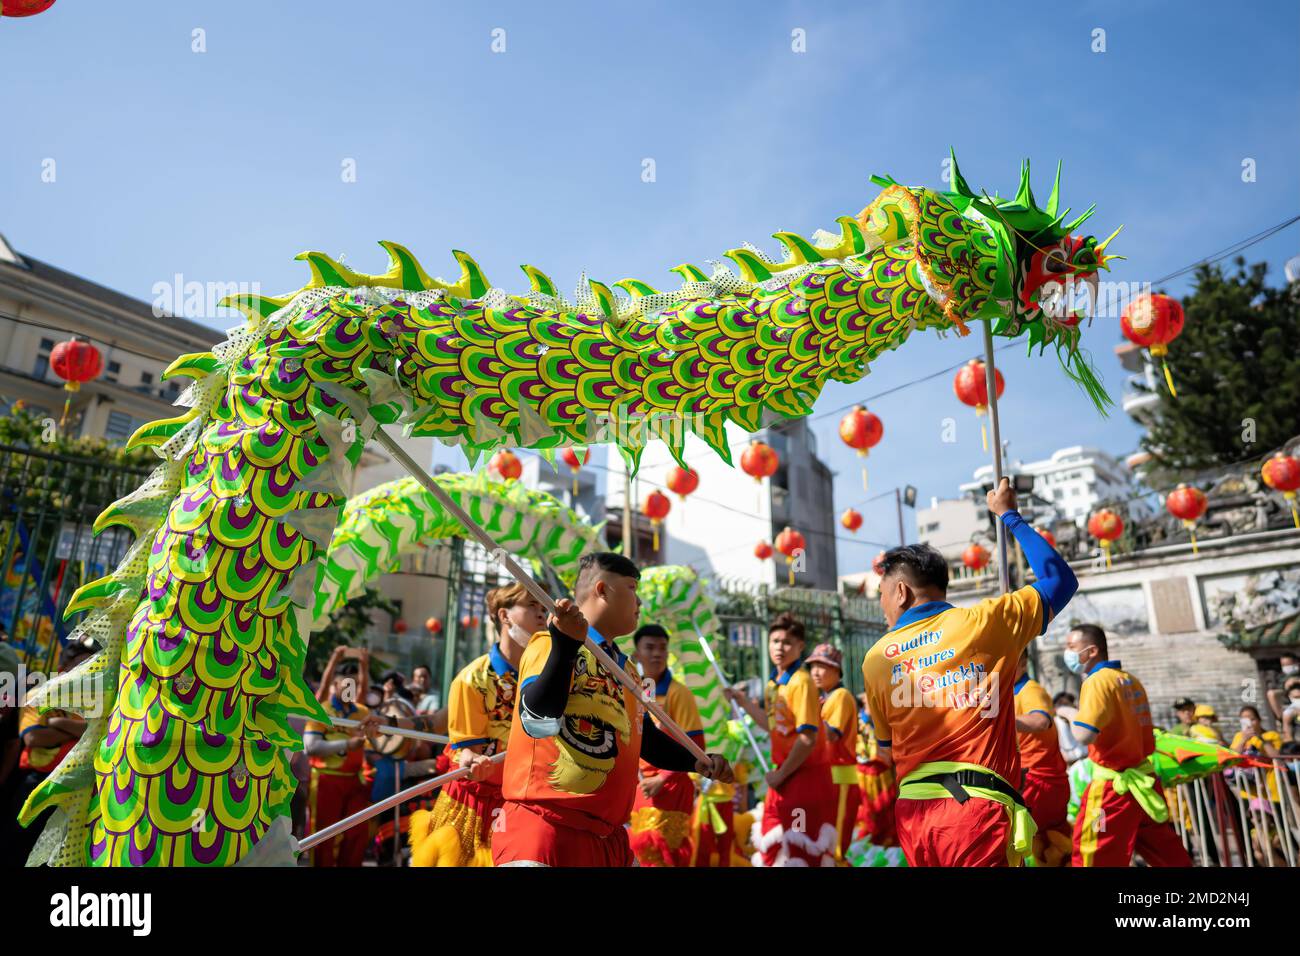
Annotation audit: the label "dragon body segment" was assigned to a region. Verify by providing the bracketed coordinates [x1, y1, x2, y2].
[21, 160, 1115, 864]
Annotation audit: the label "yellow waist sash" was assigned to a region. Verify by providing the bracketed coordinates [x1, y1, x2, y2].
[1091, 758, 1168, 823]
[898, 760, 1037, 867]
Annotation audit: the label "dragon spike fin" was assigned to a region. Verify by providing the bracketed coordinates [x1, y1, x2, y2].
[378, 241, 442, 291]
[670, 264, 709, 284]
[1065, 203, 1097, 232]
[614, 278, 659, 298]
[520, 264, 559, 298]
[295, 251, 365, 289]
[1014, 158, 1035, 209]
[771, 232, 819, 266]
[163, 351, 220, 381]
[219, 293, 292, 324]
[948, 147, 975, 198]
[692, 413, 733, 466]
[588, 279, 619, 318]
[834, 216, 868, 255]
[125, 409, 199, 451]
[1045, 159, 1063, 217]
[724, 248, 773, 283]
[449, 250, 491, 299]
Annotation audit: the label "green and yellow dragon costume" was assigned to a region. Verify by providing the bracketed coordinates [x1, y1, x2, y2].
[20, 155, 1118, 865]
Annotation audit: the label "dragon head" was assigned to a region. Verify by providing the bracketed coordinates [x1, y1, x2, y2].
[942, 150, 1122, 328]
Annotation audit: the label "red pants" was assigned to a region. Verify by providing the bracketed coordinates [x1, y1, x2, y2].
[629, 772, 695, 867]
[1072, 779, 1192, 867]
[692, 801, 734, 866]
[491, 801, 633, 867]
[755, 763, 836, 867]
[897, 797, 1012, 867]
[1023, 768, 1072, 866]
[829, 779, 862, 860]
[309, 771, 370, 867]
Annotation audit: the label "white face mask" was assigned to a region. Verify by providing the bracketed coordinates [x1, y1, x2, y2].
[1283, 664, 1300, 676]
[1240, 717, 1254, 731]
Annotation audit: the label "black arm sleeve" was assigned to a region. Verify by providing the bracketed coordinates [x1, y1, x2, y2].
[519, 623, 581, 719]
[640, 714, 698, 773]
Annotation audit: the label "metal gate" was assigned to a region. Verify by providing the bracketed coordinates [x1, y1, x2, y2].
[0, 443, 149, 673]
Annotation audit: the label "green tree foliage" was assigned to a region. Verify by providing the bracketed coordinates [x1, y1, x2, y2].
[304, 587, 399, 683]
[1140, 259, 1300, 479]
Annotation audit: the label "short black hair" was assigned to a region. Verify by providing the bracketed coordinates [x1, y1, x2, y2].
[633, 624, 670, 646]
[769, 611, 806, 643]
[1052, 692, 1075, 708]
[574, 551, 640, 600]
[334, 661, 359, 679]
[1240, 705, 1261, 720]
[879, 544, 949, 593]
[1070, 623, 1108, 659]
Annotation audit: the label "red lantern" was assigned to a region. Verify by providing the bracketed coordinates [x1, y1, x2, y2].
[839, 405, 884, 490]
[1261, 452, 1300, 529]
[840, 508, 863, 532]
[740, 440, 779, 483]
[643, 489, 671, 551]
[560, 447, 588, 497]
[490, 449, 522, 481]
[872, 551, 887, 576]
[953, 358, 1005, 452]
[460, 614, 480, 630]
[665, 466, 699, 502]
[962, 543, 991, 573]
[394, 619, 408, 634]
[49, 337, 103, 429]
[425, 617, 443, 635]
[1121, 293, 1185, 397]
[1, 1, 59, 16]
[1166, 484, 1208, 554]
[1087, 509, 1125, 569]
[1034, 527, 1057, 550]
[774, 526, 806, 586]
[754, 540, 774, 561]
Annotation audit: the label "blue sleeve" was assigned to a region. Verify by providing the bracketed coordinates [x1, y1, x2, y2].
[1000, 510, 1077, 625]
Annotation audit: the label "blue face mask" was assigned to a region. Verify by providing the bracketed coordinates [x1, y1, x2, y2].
[1063, 649, 1084, 675]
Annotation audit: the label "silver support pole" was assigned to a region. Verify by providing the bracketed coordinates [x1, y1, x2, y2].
[695, 626, 771, 775]
[981, 322, 1011, 595]
[329, 716, 450, 746]
[371, 427, 709, 763]
[299, 753, 506, 853]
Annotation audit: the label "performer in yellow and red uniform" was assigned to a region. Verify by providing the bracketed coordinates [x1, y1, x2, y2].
[729, 612, 835, 866]
[411, 582, 546, 867]
[493, 553, 732, 867]
[862, 479, 1077, 867]
[1067, 625, 1192, 867]
[807, 643, 860, 862]
[303, 646, 377, 867]
[690, 769, 740, 867]
[1013, 653, 1071, 866]
[854, 699, 897, 847]
[628, 623, 706, 866]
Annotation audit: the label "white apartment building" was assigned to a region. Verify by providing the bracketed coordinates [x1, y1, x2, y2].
[960, 445, 1151, 525]
[914, 495, 987, 562]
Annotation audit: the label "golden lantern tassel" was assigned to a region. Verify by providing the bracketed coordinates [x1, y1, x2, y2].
[571, 474, 579, 498]
[652, 520, 660, 552]
[1161, 358, 1177, 398]
[787, 559, 795, 587]
[58, 381, 78, 430]
[1102, 540, 1112, 569]
[1288, 492, 1299, 529]
[977, 406, 988, 452]
[1185, 520, 1198, 555]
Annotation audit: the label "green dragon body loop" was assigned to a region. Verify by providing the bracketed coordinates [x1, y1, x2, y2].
[22, 159, 1116, 865]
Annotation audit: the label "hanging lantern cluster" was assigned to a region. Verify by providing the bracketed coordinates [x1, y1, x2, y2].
[560, 447, 588, 497]
[490, 449, 522, 481]
[962, 543, 990, 574]
[774, 526, 806, 586]
[840, 508, 863, 533]
[1165, 484, 1208, 554]
[872, 551, 887, 576]
[1121, 293, 1184, 397]
[741, 440, 779, 482]
[1034, 527, 1056, 549]
[953, 358, 1005, 452]
[1087, 509, 1125, 569]
[425, 617, 443, 635]
[50, 337, 103, 428]
[393, 619, 409, 634]
[754, 540, 774, 561]
[839, 405, 883, 490]
[1262, 452, 1300, 529]
[643, 489, 671, 551]
[460, 614, 480, 630]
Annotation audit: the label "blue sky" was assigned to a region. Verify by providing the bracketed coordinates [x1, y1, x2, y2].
[4, 0, 1298, 571]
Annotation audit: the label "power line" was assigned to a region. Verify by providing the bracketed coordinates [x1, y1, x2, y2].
[0, 310, 192, 367]
[1148, 214, 1300, 286]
